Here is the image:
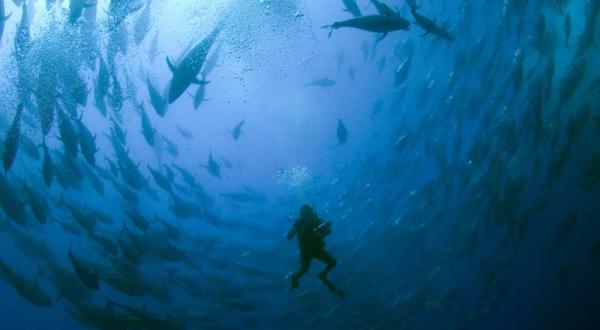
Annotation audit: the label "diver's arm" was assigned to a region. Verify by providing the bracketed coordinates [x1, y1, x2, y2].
[287, 223, 297, 240]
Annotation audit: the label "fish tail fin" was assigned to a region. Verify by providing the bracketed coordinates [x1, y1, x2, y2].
[320, 24, 335, 38]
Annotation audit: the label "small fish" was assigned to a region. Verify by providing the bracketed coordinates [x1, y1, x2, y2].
[231, 119, 245, 141]
[68, 246, 100, 290]
[337, 119, 348, 144]
[305, 77, 335, 87]
[3, 103, 23, 172]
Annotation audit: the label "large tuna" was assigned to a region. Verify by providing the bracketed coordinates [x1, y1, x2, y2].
[167, 24, 221, 104]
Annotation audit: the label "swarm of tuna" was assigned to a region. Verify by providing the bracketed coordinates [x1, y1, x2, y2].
[0, 0, 599, 329]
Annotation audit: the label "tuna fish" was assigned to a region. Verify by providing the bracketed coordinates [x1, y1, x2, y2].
[56, 105, 79, 158]
[342, 0, 361, 17]
[76, 117, 98, 166]
[323, 14, 410, 39]
[337, 119, 348, 144]
[167, 25, 221, 103]
[41, 143, 54, 187]
[304, 77, 335, 87]
[3, 103, 23, 172]
[0, 173, 27, 225]
[133, 0, 151, 45]
[231, 119, 245, 141]
[139, 103, 155, 146]
[147, 165, 171, 192]
[0, 258, 52, 307]
[68, 246, 100, 290]
[0, 0, 11, 47]
[147, 77, 167, 117]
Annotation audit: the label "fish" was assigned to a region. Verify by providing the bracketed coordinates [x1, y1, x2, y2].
[231, 120, 245, 141]
[221, 187, 267, 203]
[377, 56, 386, 74]
[56, 105, 79, 158]
[22, 182, 50, 224]
[410, 7, 454, 41]
[41, 143, 55, 187]
[139, 103, 155, 146]
[394, 54, 412, 87]
[3, 103, 23, 172]
[337, 119, 348, 144]
[177, 125, 193, 140]
[147, 165, 172, 192]
[0, 174, 27, 225]
[304, 77, 335, 87]
[148, 31, 159, 63]
[334, 49, 346, 75]
[323, 14, 410, 40]
[106, 0, 144, 32]
[564, 13, 571, 46]
[0, 0, 11, 47]
[146, 77, 167, 117]
[167, 24, 220, 103]
[162, 135, 179, 157]
[205, 153, 221, 178]
[133, 0, 152, 45]
[192, 78, 210, 110]
[558, 57, 586, 109]
[68, 246, 100, 290]
[97, 55, 111, 98]
[552, 211, 578, 249]
[69, 0, 95, 24]
[342, 0, 361, 17]
[76, 117, 98, 166]
[0, 258, 52, 307]
[125, 210, 150, 232]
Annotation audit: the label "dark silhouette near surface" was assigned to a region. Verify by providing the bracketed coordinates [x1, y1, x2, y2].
[287, 204, 344, 297]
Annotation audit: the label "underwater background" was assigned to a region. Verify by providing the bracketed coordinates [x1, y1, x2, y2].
[0, 0, 599, 329]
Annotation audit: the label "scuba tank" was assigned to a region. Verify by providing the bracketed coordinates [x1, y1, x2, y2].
[314, 221, 332, 238]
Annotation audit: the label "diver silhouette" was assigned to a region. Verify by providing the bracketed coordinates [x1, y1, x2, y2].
[287, 204, 345, 297]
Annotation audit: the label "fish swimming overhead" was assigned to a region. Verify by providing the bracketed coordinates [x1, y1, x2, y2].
[0, 173, 27, 225]
[337, 119, 348, 144]
[134, 0, 152, 45]
[1, 0, 11, 47]
[41, 143, 55, 187]
[139, 103, 155, 146]
[177, 125, 193, 140]
[305, 77, 335, 87]
[342, 0, 361, 17]
[0, 258, 52, 307]
[205, 153, 221, 178]
[410, 8, 454, 42]
[231, 119, 245, 141]
[69, 0, 95, 24]
[395, 54, 412, 86]
[167, 24, 221, 104]
[68, 246, 100, 290]
[323, 14, 410, 39]
[147, 77, 167, 117]
[3, 103, 23, 172]
[76, 117, 98, 166]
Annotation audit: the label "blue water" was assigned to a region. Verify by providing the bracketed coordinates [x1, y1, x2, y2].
[0, 0, 599, 329]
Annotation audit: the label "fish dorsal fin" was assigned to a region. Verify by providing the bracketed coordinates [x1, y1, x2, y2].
[166, 57, 177, 74]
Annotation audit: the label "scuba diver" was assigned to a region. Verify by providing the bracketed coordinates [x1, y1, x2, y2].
[287, 204, 345, 297]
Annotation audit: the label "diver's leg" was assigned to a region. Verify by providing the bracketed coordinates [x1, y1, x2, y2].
[314, 249, 344, 297]
[290, 254, 312, 290]
[315, 249, 337, 279]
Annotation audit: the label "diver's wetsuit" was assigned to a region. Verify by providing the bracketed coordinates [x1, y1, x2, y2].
[288, 210, 337, 288]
